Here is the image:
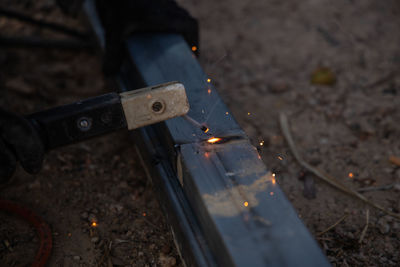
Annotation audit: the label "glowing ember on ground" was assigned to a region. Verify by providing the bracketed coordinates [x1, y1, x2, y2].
[225, 112, 229, 115]
[272, 178, 276, 185]
[244, 201, 249, 207]
[247, 112, 251, 115]
[259, 140, 264, 146]
[207, 89, 211, 94]
[142, 212, 147, 217]
[348, 172, 354, 178]
[277, 156, 283, 160]
[204, 128, 209, 133]
[91, 222, 97, 227]
[207, 137, 222, 144]
[191, 46, 198, 52]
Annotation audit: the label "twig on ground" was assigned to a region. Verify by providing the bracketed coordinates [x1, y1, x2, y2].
[279, 113, 400, 220]
[363, 71, 398, 89]
[357, 183, 395, 193]
[97, 240, 113, 267]
[317, 213, 349, 236]
[359, 209, 369, 243]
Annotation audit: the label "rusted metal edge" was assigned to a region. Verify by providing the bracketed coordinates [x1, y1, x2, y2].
[83, 1, 330, 266]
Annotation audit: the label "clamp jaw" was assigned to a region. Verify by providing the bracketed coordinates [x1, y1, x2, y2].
[28, 82, 189, 150]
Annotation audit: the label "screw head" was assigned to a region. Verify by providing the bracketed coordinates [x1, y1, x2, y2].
[77, 117, 92, 131]
[151, 101, 164, 113]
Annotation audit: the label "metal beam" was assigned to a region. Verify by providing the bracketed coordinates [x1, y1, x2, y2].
[84, 1, 330, 266]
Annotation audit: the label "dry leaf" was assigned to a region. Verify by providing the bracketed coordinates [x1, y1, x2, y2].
[389, 156, 400, 167]
[311, 67, 336, 85]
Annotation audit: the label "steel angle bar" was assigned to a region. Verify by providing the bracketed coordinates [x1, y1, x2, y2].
[83, 1, 330, 266]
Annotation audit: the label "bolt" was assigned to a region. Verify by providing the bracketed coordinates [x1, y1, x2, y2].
[80, 119, 89, 128]
[152, 101, 163, 112]
[77, 117, 92, 131]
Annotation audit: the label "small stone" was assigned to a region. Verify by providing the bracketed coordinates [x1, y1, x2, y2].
[159, 253, 176, 267]
[269, 135, 284, 146]
[161, 244, 171, 254]
[6, 78, 36, 95]
[395, 169, 400, 180]
[111, 256, 125, 266]
[88, 214, 97, 223]
[28, 180, 41, 189]
[377, 219, 390, 234]
[359, 170, 370, 179]
[109, 203, 123, 214]
[319, 138, 328, 145]
[383, 168, 393, 174]
[118, 181, 129, 188]
[393, 183, 400, 192]
[125, 231, 132, 237]
[268, 81, 290, 94]
[73, 256, 80, 261]
[91, 237, 99, 243]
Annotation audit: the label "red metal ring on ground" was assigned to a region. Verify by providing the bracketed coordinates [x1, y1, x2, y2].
[0, 199, 52, 267]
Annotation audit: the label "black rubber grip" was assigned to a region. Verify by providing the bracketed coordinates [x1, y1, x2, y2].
[27, 93, 127, 150]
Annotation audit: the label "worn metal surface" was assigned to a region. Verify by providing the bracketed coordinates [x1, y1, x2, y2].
[121, 34, 330, 267]
[121, 82, 189, 130]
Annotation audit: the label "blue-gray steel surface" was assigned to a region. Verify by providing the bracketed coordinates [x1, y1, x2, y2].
[122, 33, 330, 267]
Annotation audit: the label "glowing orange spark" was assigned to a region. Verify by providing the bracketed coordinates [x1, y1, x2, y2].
[272, 178, 276, 185]
[91, 222, 97, 227]
[247, 112, 251, 115]
[259, 140, 264, 146]
[204, 128, 209, 133]
[272, 173, 276, 177]
[207, 89, 211, 94]
[277, 156, 283, 160]
[348, 172, 354, 178]
[204, 152, 210, 158]
[191, 46, 198, 52]
[270, 192, 274, 196]
[207, 137, 222, 144]
[207, 78, 211, 83]
[142, 212, 147, 217]
[225, 112, 229, 115]
[244, 201, 249, 207]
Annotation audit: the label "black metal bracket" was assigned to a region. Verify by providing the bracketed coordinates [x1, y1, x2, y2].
[27, 93, 126, 150]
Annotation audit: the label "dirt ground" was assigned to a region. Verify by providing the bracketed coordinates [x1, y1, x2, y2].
[0, 1, 181, 266]
[182, 0, 400, 265]
[0, 0, 400, 266]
